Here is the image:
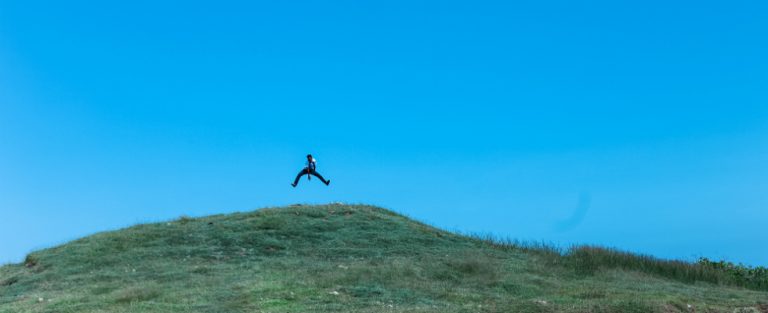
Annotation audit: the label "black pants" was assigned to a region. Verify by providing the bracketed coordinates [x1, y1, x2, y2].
[293, 168, 329, 185]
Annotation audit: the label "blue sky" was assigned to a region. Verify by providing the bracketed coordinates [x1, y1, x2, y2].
[1, 0, 767, 265]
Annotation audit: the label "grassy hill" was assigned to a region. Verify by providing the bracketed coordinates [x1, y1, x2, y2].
[1, 204, 766, 313]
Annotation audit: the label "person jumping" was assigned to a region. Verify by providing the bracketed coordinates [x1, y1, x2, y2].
[291, 154, 331, 187]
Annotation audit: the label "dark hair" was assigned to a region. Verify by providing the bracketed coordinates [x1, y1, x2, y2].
[307, 154, 313, 158]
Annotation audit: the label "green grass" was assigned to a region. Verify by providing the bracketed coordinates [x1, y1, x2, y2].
[1, 204, 766, 313]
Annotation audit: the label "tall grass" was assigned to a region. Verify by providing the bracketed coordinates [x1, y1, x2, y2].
[471, 233, 768, 292]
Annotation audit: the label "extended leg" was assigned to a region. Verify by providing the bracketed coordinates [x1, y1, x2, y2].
[310, 170, 330, 185]
[292, 169, 309, 186]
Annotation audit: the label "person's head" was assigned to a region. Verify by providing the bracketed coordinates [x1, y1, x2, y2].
[306, 154, 313, 160]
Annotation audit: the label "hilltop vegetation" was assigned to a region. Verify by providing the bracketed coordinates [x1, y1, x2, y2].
[1, 204, 766, 313]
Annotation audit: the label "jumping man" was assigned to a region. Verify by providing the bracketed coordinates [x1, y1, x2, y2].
[291, 154, 331, 187]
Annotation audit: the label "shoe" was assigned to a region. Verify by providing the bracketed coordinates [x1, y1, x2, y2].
[325, 180, 331, 186]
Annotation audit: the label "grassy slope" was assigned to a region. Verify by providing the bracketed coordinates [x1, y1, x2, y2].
[0, 204, 766, 313]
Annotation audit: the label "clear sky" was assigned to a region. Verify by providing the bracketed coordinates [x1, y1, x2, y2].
[1, 0, 767, 266]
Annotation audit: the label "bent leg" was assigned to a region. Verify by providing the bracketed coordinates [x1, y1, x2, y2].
[310, 170, 329, 184]
[293, 169, 309, 185]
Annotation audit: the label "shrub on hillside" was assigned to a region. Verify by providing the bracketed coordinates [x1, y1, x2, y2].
[697, 257, 768, 290]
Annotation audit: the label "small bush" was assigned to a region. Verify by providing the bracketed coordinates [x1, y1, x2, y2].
[24, 254, 38, 268]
